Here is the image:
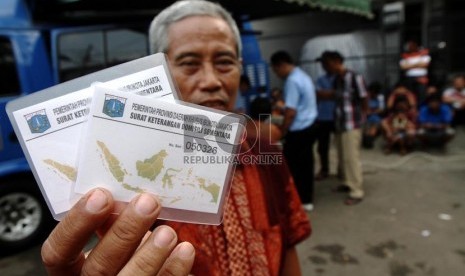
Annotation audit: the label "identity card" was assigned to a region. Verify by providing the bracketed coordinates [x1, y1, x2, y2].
[74, 85, 244, 225]
[6, 54, 178, 220]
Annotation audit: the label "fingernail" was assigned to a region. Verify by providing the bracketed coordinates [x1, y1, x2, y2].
[85, 189, 108, 213]
[153, 226, 176, 248]
[175, 242, 195, 260]
[134, 193, 158, 215]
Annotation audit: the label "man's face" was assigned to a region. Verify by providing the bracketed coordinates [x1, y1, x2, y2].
[320, 60, 331, 73]
[271, 63, 289, 79]
[453, 77, 465, 90]
[166, 16, 241, 111]
[271, 64, 283, 79]
[396, 101, 408, 112]
[428, 100, 440, 112]
[325, 59, 338, 74]
[407, 41, 418, 52]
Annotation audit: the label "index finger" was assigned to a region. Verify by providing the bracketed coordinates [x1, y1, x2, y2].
[41, 188, 114, 276]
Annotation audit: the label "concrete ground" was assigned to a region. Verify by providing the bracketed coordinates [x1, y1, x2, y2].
[298, 127, 465, 276]
[1, 129, 465, 276]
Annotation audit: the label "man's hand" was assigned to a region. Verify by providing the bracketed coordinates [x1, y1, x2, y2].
[280, 107, 297, 136]
[41, 188, 195, 276]
[316, 89, 336, 100]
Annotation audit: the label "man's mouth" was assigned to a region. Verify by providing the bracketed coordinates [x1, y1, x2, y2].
[200, 100, 228, 111]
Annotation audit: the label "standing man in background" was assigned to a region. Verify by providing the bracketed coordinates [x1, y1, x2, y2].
[323, 51, 368, 206]
[315, 51, 337, 181]
[399, 39, 431, 104]
[271, 50, 318, 211]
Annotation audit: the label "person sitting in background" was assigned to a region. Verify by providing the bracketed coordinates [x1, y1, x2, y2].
[362, 82, 385, 149]
[381, 98, 416, 155]
[387, 83, 417, 108]
[442, 75, 465, 126]
[417, 93, 455, 147]
[426, 84, 439, 98]
[246, 96, 283, 146]
[387, 82, 418, 121]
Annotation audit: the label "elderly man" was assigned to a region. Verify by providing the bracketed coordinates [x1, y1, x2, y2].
[41, 1, 311, 275]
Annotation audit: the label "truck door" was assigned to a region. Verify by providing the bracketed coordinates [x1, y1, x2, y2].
[50, 26, 149, 84]
[0, 36, 22, 164]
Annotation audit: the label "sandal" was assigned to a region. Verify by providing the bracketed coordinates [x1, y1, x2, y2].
[344, 197, 363, 205]
[331, 185, 350, 193]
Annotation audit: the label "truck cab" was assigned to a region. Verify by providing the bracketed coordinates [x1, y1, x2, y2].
[0, 0, 152, 254]
[0, 0, 269, 254]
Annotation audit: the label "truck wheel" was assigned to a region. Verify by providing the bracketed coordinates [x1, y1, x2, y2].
[0, 181, 55, 256]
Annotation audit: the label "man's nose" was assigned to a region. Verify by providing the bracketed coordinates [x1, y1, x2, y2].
[199, 63, 221, 92]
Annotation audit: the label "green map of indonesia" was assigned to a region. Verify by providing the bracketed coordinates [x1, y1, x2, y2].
[136, 150, 168, 181]
[95, 140, 221, 203]
[97, 141, 126, 182]
[43, 159, 77, 182]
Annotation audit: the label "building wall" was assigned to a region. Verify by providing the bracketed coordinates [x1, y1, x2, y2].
[251, 10, 378, 87]
[251, 0, 464, 91]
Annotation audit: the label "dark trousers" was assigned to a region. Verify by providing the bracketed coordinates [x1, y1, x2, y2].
[452, 109, 465, 127]
[283, 123, 317, 204]
[315, 121, 335, 174]
[405, 77, 427, 104]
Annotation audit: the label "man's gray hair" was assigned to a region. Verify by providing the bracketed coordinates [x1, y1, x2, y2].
[149, 0, 242, 57]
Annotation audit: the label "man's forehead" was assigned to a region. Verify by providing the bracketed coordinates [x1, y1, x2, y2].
[169, 15, 231, 35]
[167, 15, 238, 54]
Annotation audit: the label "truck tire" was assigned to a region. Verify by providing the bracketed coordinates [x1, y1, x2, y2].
[0, 179, 56, 256]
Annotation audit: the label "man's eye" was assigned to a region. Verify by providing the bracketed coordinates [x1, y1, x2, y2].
[215, 59, 236, 71]
[217, 59, 235, 65]
[178, 60, 200, 74]
[180, 61, 200, 67]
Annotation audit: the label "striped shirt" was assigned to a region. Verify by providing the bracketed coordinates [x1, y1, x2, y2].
[400, 49, 431, 77]
[334, 70, 368, 131]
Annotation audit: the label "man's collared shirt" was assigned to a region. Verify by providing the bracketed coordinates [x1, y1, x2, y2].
[316, 74, 336, 122]
[284, 67, 317, 131]
[334, 70, 368, 131]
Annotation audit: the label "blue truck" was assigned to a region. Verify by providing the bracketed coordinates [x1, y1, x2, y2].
[0, 0, 269, 254]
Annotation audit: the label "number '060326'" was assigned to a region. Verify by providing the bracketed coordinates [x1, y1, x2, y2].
[185, 141, 217, 154]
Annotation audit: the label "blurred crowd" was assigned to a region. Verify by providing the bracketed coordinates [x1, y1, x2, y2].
[363, 77, 462, 155]
[234, 39, 465, 210]
[236, 41, 465, 157]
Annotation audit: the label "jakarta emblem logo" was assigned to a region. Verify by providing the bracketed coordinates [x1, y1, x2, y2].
[24, 109, 51, 134]
[103, 94, 127, 118]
